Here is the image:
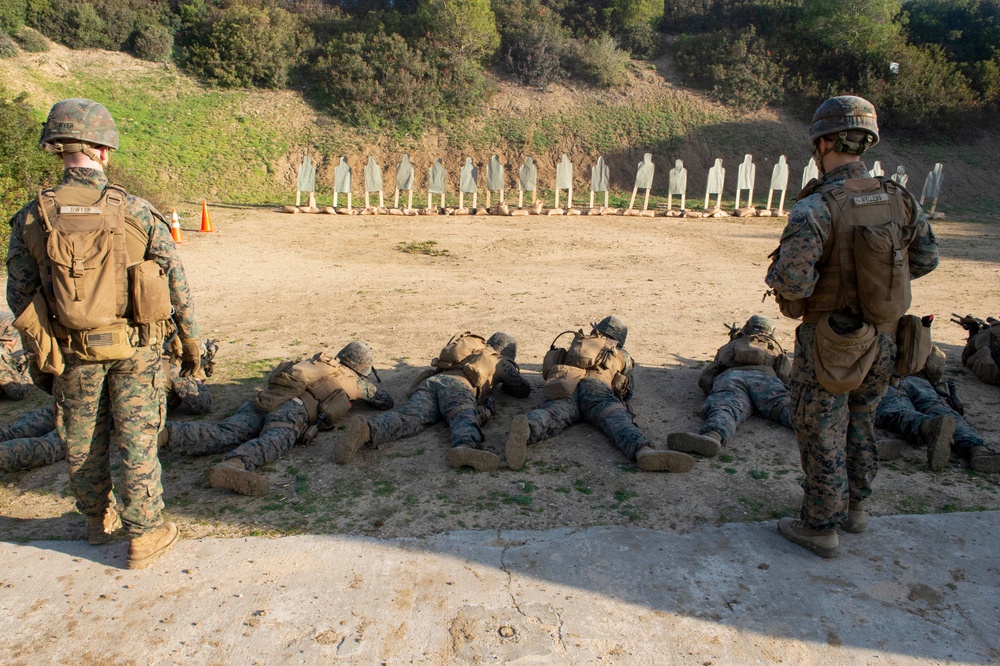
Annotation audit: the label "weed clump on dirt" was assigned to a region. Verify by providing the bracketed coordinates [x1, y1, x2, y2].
[396, 241, 450, 256]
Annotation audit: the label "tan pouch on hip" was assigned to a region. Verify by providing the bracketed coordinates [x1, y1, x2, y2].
[814, 314, 878, 394]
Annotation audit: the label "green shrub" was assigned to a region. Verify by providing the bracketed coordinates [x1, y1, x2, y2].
[0, 30, 16, 56]
[131, 20, 171, 61]
[416, 0, 499, 64]
[180, 3, 306, 89]
[61, 1, 108, 49]
[572, 34, 630, 88]
[617, 22, 661, 59]
[493, 0, 570, 87]
[0, 0, 26, 35]
[13, 25, 47, 51]
[309, 30, 437, 132]
[90, 0, 135, 49]
[674, 27, 785, 112]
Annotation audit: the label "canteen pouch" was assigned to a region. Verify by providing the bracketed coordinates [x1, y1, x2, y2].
[543, 364, 586, 400]
[813, 314, 878, 394]
[317, 389, 351, 429]
[12, 292, 65, 375]
[129, 260, 172, 324]
[894, 314, 932, 377]
[542, 346, 567, 376]
[67, 321, 137, 362]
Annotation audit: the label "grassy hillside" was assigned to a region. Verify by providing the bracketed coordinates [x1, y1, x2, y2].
[2, 37, 998, 222]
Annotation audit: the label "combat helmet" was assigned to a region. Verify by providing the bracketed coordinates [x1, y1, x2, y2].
[808, 95, 879, 154]
[741, 315, 776, 338]
[337, 341, 375, 377]
[592, 316, 628, 347]
[39, 98, 119, 154]
[486, 332, 517, 361]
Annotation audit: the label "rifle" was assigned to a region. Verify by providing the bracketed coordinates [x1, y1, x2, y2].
[724, 322, 741, 340]
[10, 349, 29, 374]
[951, 313, 986, 334]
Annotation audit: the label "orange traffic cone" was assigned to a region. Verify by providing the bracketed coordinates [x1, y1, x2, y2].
[199, 200, 214, 232]
[170, 209, 186, 244]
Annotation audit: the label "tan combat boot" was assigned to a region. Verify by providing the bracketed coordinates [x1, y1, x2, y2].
[127, 521, 179, 569]
[635, 446, 696, 473]
[87, 506, 122, 545]
[206, 458, 268, 496]
[505, 415, 531, 471]
[778, 517, 839, 558]
[667, 431, 722, 457]
[334, 415, 370, 465]
[447, 445, 501, 472]
[920, 415, 955, 471]
[969, 446, 1000, 473]
[841, 498, 867, 534]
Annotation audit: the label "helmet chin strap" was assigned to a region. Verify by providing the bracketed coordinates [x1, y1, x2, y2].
[44, 141, 109, 167]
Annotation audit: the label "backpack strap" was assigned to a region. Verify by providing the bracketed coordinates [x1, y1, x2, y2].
[548, 330, 579, 350]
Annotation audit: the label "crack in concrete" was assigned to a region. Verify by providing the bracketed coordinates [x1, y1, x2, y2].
[497, 530, 528, 619]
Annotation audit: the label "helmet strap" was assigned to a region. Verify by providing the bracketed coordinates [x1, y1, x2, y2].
[43, 141, 108, 167]
[832, 131, 872, 156]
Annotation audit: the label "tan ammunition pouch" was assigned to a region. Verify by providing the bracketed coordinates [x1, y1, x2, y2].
[128, 260, 172, 324]
[814, 314, 879, 394]
[543, 364, 586, 400]
[254, 353, 362, 423]
[802, 177, 914, 328]
[431, 332, 500, 400]
[894, 314, 932, 377]
[731, 336, 774, 367]
[12, 292, 65, 375]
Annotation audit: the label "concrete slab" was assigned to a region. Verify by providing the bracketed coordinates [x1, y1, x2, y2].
[1, 512, 998, 664]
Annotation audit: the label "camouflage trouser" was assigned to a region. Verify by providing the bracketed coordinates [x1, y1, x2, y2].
[0, 431, 64, 471]
[368, 374, 485, 449]
[0, 405, 55, 441]
[170, 377, 213, 415]
[790, 323, 896, 532]
[875, 376, 983, 456]
[164, 399, 265, 457]
[701, 368, 791, 444]
[523, 378, 648, 460]
[223, 399, 309, 470]
[55, 345, 167, 536]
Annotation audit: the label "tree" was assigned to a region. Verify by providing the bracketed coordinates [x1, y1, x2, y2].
[0, 0, 27, 35]
[416, 0, 499, 63]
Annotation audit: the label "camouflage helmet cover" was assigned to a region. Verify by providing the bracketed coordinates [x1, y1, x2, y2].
[923, 345, 946, 385]
[336, 341, 374, 377]
[486, 332, 517, 360]
[742, 315, 776, 337]
[592, 315, 628, 347]
[808, 95, 879, 151]
[39, 98, 119, 151]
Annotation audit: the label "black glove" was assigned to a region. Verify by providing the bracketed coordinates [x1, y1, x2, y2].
[180, 339, 201, 377]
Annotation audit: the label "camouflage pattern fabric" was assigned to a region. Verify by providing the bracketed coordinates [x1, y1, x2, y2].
[0, 430, 63, 471]
[875, 376, 984, 456]
[54, 345, 167, 536]
[368, 374, 485, 449]
[789, 323, 896, 532]
[701, 368, 791, 444]
[0, 352, 32, 401]
[166, 362, 213, 415]
[0, 405, 55, 441]
[960, 327, 1000, 385]
[522, 378, 649, 460]
[764, 162, 939, 302]
[164, 399, 265, 457]
[6, 168, 200, 341]
[223, 399, 308, 470]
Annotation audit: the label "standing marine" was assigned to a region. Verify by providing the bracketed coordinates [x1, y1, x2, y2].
[505, 316, 695, 473]
[335, 332, 530, 471]
[668, 315, 792, 458]
[765, 96, 939, 557]
[5, 99, 201, 568]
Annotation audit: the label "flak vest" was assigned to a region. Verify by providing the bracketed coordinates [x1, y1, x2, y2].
[255, 352, 367, 427]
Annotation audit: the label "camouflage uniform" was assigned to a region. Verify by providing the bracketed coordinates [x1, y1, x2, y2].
[0, 363, 211, 472]
[0, 351, 32, 401]
[695, 327, 792, 444]
[875, 376, 985, 456]
[519, 374, 648, 459]
[368, 359, 529, 450]
[766, 161, 939, 532]
[6, 168, 200, 536]
[960, 324, 1000, 386]
[167, 359, 391, 470]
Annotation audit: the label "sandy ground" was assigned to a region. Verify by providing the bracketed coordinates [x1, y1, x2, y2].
[2, 208, 998, 542]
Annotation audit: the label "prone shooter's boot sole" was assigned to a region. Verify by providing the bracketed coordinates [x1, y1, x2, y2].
[635, 448, 696, 473]
[206, 459, 269, 497]
[505, 415, 530, 471]
[447, 445, 501, 472]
